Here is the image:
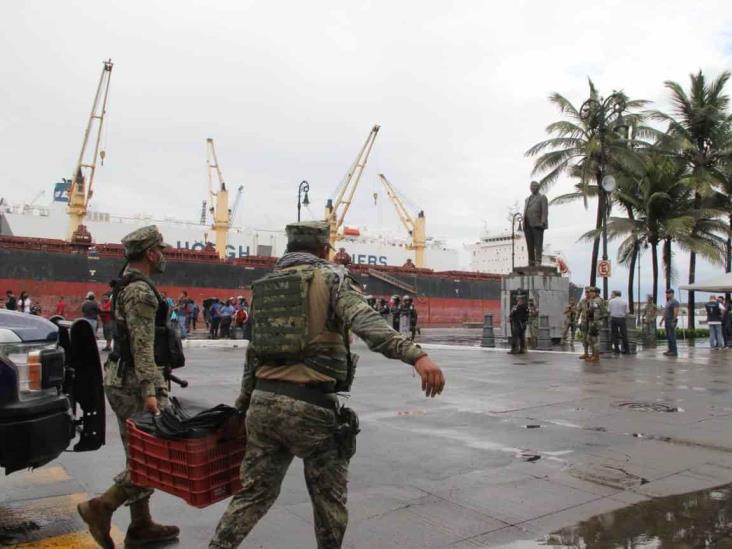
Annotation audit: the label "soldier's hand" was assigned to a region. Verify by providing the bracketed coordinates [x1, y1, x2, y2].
[414, 355, 445, 398]
[144, 396, 160, 416]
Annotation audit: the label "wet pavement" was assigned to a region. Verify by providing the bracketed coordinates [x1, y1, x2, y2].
[3, 339, 732, 547]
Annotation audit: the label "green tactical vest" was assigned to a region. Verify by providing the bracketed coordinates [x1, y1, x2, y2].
[250, 265, 349, 382]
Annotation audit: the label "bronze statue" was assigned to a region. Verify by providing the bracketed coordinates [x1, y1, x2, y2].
[523, 181, 548, 266]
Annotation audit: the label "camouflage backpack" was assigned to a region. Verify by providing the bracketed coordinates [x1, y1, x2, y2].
[250, 267, 314, 363]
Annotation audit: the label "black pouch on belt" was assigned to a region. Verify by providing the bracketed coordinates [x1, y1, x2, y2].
[334, 406, 360, 460]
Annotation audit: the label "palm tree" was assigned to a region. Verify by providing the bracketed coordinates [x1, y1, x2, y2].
[650, 70, 732, 330]
[527, 79, 650, 286]
[587, 151, 687, 304]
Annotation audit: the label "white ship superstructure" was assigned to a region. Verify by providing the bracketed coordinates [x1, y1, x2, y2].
[467, 229, 561, 274]
[0, 192, 460, 271]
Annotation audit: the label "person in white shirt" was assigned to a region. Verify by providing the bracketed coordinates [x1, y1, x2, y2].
[608, 290, 630, 354]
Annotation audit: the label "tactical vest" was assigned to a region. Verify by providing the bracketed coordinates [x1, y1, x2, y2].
[250, 265, 351, 389]
[111, 272, 185, 372]
[705, 302, 722, 322]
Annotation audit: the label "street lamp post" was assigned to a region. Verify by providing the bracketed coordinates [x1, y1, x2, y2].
[579, 91, 628, 301]
[297, 180, 310, 222]
[511, 213, 523, 272]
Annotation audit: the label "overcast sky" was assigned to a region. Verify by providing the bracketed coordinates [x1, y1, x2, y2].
[2, 1, 732, 297]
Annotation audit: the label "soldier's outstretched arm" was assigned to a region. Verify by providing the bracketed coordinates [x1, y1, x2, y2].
[334, 280, 445, 397]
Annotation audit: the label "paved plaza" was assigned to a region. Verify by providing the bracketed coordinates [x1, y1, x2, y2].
[3, 340, 732, 547]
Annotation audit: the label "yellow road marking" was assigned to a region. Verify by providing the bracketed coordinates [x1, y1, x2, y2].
[0, 492, 123, 547]
[11, 526, 125, 548]
[1, 466, 71, 488]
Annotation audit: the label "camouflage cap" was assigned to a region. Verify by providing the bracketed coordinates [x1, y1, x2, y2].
[121, 225, 170, 258]
[285, 221, 331, 249]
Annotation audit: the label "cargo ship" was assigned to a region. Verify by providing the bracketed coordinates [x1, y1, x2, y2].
[0, 233, 502, 326]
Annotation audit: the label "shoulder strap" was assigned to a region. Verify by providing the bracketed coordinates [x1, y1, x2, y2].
[112, 270, 164, 320]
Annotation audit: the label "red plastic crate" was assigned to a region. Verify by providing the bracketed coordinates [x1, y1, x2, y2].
[126, 417, 246, 508]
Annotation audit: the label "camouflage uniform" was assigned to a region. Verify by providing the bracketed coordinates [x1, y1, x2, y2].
[578, 287, 606, 362]
[527, 301, 539, 348]
[78, 225, 178, 549]
[104, 264, 169, 502]
[210, 221, 426, 549]
[561, 302, 577, 345]
[642, 300, 658, 347]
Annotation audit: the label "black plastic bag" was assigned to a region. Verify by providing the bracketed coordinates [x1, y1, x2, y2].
[131, 397, 241, 439]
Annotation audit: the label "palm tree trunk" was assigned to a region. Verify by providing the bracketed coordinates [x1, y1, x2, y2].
[589, 190, 603, 286]
[688, 192, 701, 332]
[663, 238, 672, 291]
[726, 211, 731, 301]
[651, 242, 659, 305]
[727, 211, 732, 274]
[627, 241, 638, 315]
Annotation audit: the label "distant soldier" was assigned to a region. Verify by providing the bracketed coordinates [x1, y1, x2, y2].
[527, 299, 539, 349]
[561, 297, 578, 346]
[376, 297, 391, 322]
[78, 225, 179, 548]
[208, 221, 445, 549]
[365, 295, 377, 309]
[391, 295, 402, 332]
[508, 294, 529, 354]
[400, 295, 418, 340]
[578, 286, 606, 363]
[642, 295, 658, 347]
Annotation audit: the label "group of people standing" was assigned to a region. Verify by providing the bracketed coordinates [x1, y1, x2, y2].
[368, 294, 418, 341]
[205, 296, 249, 340]
[3, 289, 37, 314]
[160, 291, 200, 340]
[703, 294, 732, 350]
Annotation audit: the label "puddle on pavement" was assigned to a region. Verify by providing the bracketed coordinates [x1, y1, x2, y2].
[534, 483, 732, 548]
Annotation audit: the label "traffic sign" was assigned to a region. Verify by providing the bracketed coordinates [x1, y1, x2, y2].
[598, 260, 611, 278]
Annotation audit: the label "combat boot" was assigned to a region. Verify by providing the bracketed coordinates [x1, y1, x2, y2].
[578, 352, 589, 360]
[78, 484, 127, 549]
[124, 497, 179, 547]
[587, 352, 600, 363]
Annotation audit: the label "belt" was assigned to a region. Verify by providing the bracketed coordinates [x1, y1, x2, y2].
[255, 379, 338, 410]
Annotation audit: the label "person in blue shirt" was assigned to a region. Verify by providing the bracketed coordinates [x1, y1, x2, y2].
[209, 299, 222, 339]
[218, 299, 235, 339]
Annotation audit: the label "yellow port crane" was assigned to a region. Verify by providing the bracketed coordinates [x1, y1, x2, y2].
[66, 59, 113, 239]
[324, 125, 380, 254]
[206, 138, 233, 258]
[377, 174, 426, 268]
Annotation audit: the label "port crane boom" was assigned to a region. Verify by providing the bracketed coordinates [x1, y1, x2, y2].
[67, 59, 113, 239]
[325, 125, 380, 250]
[207, 138, 230, 258]
[230, 185, 245, 222]
[378, 174, 426, 268]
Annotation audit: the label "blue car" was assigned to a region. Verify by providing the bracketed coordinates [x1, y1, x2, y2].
[0, 310, 105, 474]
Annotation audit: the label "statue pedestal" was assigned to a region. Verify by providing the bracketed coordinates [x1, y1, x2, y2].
[501, 267, 569, 343]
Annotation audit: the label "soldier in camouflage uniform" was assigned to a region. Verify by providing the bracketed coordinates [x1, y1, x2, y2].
[209, 221, 446, 549]
[561, 297, 578, 346]
[578, 286, 606, 363]
[577, 287, 591, 360]
[527, 299, 539, 349]
[78, 226, 179, 549]
[642, 295, 658, 347]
